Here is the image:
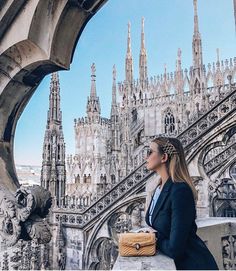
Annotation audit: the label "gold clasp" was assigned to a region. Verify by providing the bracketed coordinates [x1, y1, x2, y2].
[135, 243, 140, 250]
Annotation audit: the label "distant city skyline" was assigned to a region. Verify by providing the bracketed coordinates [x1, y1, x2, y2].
[14, 0, 236, 166]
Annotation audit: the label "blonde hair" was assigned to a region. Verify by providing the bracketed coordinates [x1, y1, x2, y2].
[151, 136, 198, 204]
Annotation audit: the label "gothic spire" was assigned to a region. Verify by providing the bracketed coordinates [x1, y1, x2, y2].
[163, 63, 168, 95]
[216, 48, 220, 63]
[90, 63, 97, 98]
[176, 48, 182, 72]
[141, 17, 146, 53]
[216, 48, 220, 65]
[194, 0, 199, 34]
[41, 72, 66, 208]
[125, 21, 133, 83]
[127, 21, 132, 56]
[86, 63, 101, 118]
[176, 48, 184, 96]
[139, 17, 147, 82]
[112, 64, 117, 105]
[48, 72, 62, 126]
[110, 64, 119, 153]
[192, 0, 203, 70]
[111, 64, 118, 118]
[216, 48, 221, 70]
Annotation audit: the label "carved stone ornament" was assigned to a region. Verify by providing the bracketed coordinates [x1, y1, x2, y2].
[0, 185, 52, 246]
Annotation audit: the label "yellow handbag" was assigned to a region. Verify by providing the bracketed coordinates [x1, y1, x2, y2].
[118, 232, 157, 257]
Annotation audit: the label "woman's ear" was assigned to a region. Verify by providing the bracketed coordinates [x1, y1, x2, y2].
[161, 153, 168, 163]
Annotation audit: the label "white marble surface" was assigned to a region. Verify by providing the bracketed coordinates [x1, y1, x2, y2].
[112, 251, 176, 270]
[196, 217, 236, 227]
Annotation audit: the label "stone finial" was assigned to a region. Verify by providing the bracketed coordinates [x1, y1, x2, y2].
[113, 64, 116, 81]
[141, 17, 145, 50]
[216, 48, 220, 65]
[193, 0, 199, 33]
[127, 21, 132, 55]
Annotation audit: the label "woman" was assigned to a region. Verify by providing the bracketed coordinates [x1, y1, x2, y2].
[144, 136, 219, 270]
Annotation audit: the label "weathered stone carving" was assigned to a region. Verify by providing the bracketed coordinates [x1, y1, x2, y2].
[0, 185, 52, 246]
[209, 178, 236, 216]
[0, 0, 106, 252]
[222, 234, 236, 269]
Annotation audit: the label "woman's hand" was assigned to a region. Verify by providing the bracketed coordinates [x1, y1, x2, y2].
[138, 227, 157, 233]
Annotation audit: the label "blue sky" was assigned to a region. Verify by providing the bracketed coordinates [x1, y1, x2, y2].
[14, 0, 236, 166]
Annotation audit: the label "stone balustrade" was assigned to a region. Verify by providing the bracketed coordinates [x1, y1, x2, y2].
[112, 218, 236, 270]
[113, 251, 176, 270]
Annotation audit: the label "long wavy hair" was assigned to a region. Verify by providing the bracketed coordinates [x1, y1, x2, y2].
[151, 136, 198, 203]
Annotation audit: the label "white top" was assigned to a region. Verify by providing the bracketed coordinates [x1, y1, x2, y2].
[149, 185, 162, 225]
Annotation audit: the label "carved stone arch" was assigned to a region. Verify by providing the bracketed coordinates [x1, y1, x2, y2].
[91, 237, 110, 258]
[89, 236, 117, 270]
[107, 211, 129, 239]
[125, 200, 145, 229]
[28, 0, 67, 59]
[187, 121, 236, 163]
[0, 0, 108, 246]
[84, 196, 146, 268]
[86, 199, 146, 268]
[229, 163, 236, 181]
[203, 143, 224, 163]
[87, 212, 127, 269]
[217, 156, 236, 180]
[194, 78, 201, 94]
[89, 261, 99, 270]
[222, 125, 236, 144]
[197, 140, 224, 180]
[0, 0, 106, 197]
[198, 125, 236, 170]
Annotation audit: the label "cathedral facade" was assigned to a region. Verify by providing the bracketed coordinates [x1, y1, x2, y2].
[62, 0, 236, 207]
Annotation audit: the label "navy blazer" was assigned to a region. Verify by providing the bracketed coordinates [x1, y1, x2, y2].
[145, 177, 219, 270]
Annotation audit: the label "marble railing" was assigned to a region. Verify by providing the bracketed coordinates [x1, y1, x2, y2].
[204, 142, 236, 175]
[178, 86, 236, 149]
[112, 251, 176, 270]
[112, 218, 236, 270]
[54, 162, 152, 227]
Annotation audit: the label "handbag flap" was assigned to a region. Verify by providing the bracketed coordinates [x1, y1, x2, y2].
[119, 232, 156, 247]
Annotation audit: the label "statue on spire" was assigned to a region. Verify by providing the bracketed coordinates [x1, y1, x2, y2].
[176, 48, 182, 72]
[113, 64, 116, 80]
[139, 17, 147, 83]
[216, 48, 220, 63]
[192, 0, 203, 70]
[141, 17, 145, 50]
[91, 63, 96, 77]
[125, 21, 133, 83]
[87, 63, 101, 117]
[127, 21, 132, 55]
